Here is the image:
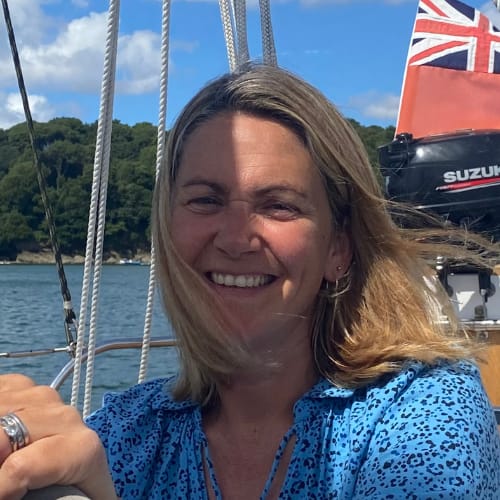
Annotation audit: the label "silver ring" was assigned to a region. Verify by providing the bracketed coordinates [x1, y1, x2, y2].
[0, 412, 30, 452]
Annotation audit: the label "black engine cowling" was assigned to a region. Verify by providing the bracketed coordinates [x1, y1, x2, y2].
[378, 129, 500, 240]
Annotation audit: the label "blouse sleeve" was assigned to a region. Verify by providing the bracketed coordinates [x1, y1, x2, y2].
[353, 362, 500, 499]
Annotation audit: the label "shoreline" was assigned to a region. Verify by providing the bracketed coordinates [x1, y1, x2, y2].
[0, 251, 151, 265]
[3, 253, 500, 275]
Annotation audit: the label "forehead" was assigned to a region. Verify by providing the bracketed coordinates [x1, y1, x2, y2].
[176, 112, 321, 190]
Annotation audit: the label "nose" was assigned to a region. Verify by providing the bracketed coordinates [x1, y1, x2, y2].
[213, 200, 261, 258]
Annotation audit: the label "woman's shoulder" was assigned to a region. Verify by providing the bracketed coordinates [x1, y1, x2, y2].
[84, 378, 204, 497]
[388, 359, 487, 406]
[365, 360, 492, 422]
[310, 359, 485, 406]
[309, 360, 495, 439]
[102, 376, 195, 413]
[85, 376, 198, 434]
[353, 361, 500, 497]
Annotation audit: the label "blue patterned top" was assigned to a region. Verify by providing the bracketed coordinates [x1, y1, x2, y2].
[85, 361, 500, 499]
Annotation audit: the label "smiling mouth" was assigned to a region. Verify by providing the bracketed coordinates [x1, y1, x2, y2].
[208, 272, 275, 288]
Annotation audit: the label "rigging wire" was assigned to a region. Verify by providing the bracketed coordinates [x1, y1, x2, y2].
[219, 0, 277, 72]
[234, 0, 250, 67]
[1, 0, 280, 412]
[0, 0, 78, 355]
[71, 0, 121, 417]
[219, 0, 238, 72]
[137, 0, 172, 384]
[259, 0, 277, 67]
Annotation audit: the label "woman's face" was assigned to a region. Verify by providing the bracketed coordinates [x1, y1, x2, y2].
[170, 112, 350, 348]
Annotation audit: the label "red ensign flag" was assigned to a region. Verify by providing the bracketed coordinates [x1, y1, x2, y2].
[396, 0, 500, 138]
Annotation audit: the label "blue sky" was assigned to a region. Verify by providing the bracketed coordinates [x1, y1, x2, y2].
[0, 0, 498, 130]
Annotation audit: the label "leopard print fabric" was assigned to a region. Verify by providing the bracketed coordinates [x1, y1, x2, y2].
[86, 361, 500, 499]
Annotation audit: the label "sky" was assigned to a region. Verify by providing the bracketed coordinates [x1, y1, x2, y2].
[0, 0, 499, 130]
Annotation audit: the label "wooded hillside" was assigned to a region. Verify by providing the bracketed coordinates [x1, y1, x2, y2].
[0, 117, 395, 260]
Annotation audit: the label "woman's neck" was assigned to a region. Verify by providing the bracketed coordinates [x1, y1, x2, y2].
[207, 340, 317, 428]
[201, 336, 317, 500]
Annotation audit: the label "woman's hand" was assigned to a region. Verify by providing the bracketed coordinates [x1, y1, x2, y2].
[0, 374, 117, 500]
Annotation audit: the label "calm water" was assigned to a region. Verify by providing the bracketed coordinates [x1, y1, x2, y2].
[0, 264, 179, 411]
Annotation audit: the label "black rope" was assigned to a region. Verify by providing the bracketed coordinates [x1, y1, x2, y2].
[1, 0, 77, 354]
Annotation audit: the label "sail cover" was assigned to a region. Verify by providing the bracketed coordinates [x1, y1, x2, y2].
[396, 0, 500, 138]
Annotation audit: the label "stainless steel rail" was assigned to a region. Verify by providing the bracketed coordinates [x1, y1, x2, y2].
[0, 346, 74, 358]
[50, 337, 176, 390]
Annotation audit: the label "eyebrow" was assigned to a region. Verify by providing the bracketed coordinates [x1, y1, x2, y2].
[179, 179, 225, 194]
[179, 178, 309, 199]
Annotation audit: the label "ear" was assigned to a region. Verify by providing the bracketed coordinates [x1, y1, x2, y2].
[324, 231, 352, 282]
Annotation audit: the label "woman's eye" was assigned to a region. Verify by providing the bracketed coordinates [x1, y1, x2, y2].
[191, 196, 219, 205]
[263, 201, 299, 219]
[186, 196, 222, 212]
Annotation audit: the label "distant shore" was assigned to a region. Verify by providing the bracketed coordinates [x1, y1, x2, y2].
[1, 251, 151, 265]
[4, 253, 500, 275]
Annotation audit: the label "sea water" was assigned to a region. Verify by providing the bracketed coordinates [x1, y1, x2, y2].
[0, 264, 179, 412]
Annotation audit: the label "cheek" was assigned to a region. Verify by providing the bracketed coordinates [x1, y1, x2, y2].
[169, 210, 206, 265]
[268, 225, 330, 273]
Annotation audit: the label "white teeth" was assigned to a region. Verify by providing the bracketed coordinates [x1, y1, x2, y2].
[210, 273, 270, 288]
[234, 275, 246, 287]
[214, 274, 225, 285]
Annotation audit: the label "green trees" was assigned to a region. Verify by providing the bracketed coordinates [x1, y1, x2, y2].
[347, 119, 395, 179]
[0, 117, 393, 260]
[0, 118, 157, 260]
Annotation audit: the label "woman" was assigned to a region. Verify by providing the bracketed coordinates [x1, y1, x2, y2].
[0, 64, 498, 499]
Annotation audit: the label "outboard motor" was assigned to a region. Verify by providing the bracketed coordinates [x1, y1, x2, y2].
[378, 130, 500, 321]
[378, 129, 500, 240]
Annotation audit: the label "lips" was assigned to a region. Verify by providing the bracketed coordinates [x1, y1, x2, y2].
[209, 272, 274, 288]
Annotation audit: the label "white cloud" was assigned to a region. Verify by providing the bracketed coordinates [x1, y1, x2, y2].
[1, 7, 198, 95]
[171, 40, 199, 53]
[0, 9, 109, 93]
[299, 0, 413, 5]
[0, 12, 170, 94]
[0, 1, 203, 124]
[0, 91, 55, 129]
[300, 0, 352, 5]
[347, 91, 400, 121]
[116, 31, 162, 94]
[0, 0, 55, 50]
[481, 2, 500, 28]
[185, 0, 289, 6]
[13, 12, 107, 93]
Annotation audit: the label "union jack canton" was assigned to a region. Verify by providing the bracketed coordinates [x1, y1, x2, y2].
[408, 0, 500, 74]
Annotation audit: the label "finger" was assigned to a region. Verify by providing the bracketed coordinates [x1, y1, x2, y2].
[0, 374, 35, 393]
[0, 433, 117, 500]
[0, 384, 63, 414]
[0, 413, 30, 466]
[0, 402, 82, 466]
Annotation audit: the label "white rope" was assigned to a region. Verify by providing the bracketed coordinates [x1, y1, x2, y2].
[70, 0, 120, 416]
[219, 0, 238, 72]
[234, 0, 249, 67]
[71, 0, 279, 407]
[219, 0, 277, 72]
[137, 0, 172, 384]
[81, 0, 120, 418]
[258, 0, 277, 66]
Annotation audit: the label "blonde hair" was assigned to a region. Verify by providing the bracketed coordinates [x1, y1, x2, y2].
[153, 63, 489, 403]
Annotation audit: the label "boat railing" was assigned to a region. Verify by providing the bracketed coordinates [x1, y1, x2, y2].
[459, 320, 500, 336]
[1, 328, 498, 424]
[49, 337, 176, 390]
[46, 327, 498, 424]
